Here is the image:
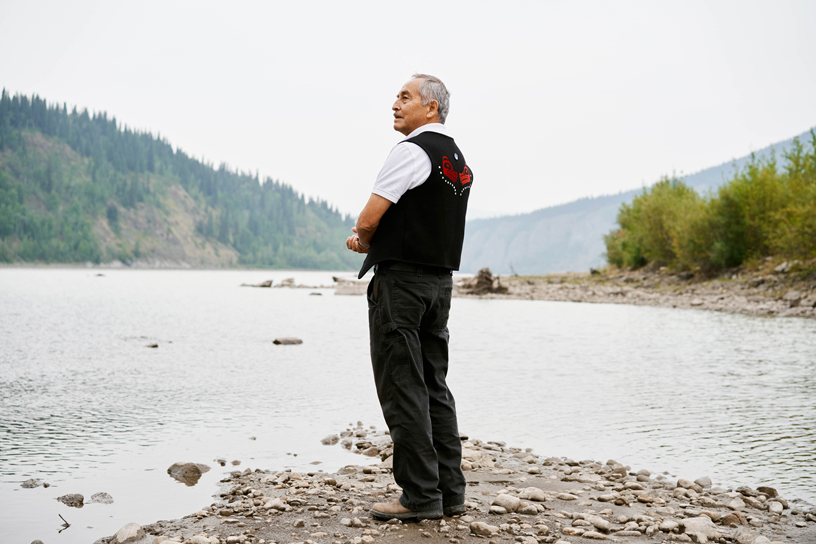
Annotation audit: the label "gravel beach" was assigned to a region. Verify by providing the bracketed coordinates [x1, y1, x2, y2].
[90, 425, 815, 544]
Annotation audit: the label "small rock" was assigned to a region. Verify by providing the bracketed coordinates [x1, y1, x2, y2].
[89, 492, 114, 504]
[694, 476, 712, 488]
[321, 435, 339, 446]
[555, 493, 578, 501]
[56, 493, 84, 508]
[720, 512, 747, 526]
[293, 519, 305, 528]
[582, 531, 607, 540]
[362, 446, 380, 457]
[518, 487, 547, 501]
[518, 504, 538, 515]
[470, 522, 499, 536]
[167, 462, 210, 486]
[273, 337, 303, 345]
[728, 497, 746, 510]
[768, 501, 783, 514]
[489, 505, 508, 515]
[111, 523, 146, 544]
[679, 517, 720, 540]
[756, 486, 778, 498]
[340, 518, 352, 527]
[21, 479, 43, 488]
[690, 299, 704, 306]
[147, 343, 158, 348]
[660, 520, 679, 532]
[774, 262, 789, 273]
[492, 493, 521, 512]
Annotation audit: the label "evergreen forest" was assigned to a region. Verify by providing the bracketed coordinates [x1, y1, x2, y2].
[605, 132, 816, 271]
[0, 90, 361, 270]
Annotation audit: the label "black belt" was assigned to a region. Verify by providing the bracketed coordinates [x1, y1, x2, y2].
[374, 261, 452, 277]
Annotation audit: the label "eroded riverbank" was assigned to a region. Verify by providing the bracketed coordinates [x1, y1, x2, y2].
[94, 425, 815, 544]
[453, 259, 816, 320]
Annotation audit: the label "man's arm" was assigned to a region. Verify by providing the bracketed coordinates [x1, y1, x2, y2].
[346, 193, 392, 254]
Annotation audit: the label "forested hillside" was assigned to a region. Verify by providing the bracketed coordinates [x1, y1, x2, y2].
[605, 132, 816, 271]
[0, 91, 361, 269]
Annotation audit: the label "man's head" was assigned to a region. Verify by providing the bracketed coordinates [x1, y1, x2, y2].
[392, 74, 450, 136]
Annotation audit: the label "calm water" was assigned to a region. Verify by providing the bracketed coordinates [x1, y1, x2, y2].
[1, 269, 814, 543]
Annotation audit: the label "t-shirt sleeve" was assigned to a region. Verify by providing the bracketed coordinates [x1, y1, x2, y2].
[371, 142, 432, 203]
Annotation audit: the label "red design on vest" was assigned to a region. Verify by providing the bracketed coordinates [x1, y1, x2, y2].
[459, 165, 472, 186]
[442, 156, 472, 186]
[442, 156, 458, 183]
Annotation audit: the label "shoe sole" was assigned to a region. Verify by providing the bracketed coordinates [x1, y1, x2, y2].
[371, 508, 443, 521]
[443, 504, 466, 516]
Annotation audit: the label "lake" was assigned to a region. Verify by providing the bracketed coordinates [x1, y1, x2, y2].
[1, 268, 814, 543]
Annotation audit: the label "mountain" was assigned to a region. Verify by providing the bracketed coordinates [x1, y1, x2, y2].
[0, 91, 362, 269]
[460, 127, 815, 275]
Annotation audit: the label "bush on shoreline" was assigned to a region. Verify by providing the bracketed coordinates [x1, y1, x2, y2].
[605, 132, 816, 271]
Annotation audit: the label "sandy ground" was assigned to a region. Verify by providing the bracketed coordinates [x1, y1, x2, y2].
[95, 425, 815, 544]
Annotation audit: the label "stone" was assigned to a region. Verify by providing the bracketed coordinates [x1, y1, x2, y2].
[583, 514, 610, 532]
[677, 479, 694, 489]
[518, 504, 538, 515]
[768, 501, 783, 514]
[362, 446, 380, 457]
[340, 518, 352, 527]
[293, 519, 305, 528]
[489, 505, 508, 515]
[111, 523, 146, 544]
[694, 476, 712, 488]
[56, 493, 84, 508]
[720, 512, 747, 526]
[470, 522, 499, 536]
[89, 492, 114, 504]
[273, 337, 303, 345]
[492, 493, 520, 512]
[582, 531, 607, 540]
[518, 487, 546, 501]
[690, 299, 704, 306]
[756, 486, 778, 498]
[167, 462, 210, 486]
[21, 479, 43, 488]
[733, 527, 760, 544]
[189, 537, 218, 544]
[264, 498, 287, 510]
[660, 520, 680, 532]
[679, 517, 720, 540]
[321, 434, 339, 445]
[728, 498, 746, 510]
[561, 527, 584, 536]
[774, 262, 789, 273]
[555, 493, 578, 501]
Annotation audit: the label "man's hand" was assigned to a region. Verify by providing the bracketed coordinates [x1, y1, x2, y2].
[345, 194, 392, 254]
[346, 227, 369, 254]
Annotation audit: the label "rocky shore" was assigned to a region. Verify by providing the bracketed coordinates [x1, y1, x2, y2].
[454, 259, 816, 320]
[92, 425, 815, 544]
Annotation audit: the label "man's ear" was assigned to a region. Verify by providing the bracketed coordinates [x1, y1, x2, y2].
[426, 100, 439, 119]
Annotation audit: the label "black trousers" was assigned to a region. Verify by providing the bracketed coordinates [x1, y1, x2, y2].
[367, 261, 466, 511]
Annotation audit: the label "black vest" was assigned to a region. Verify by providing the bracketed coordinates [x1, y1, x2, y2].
[358, 131, 472, 278]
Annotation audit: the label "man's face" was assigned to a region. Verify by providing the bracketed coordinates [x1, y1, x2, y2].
[392, 78, 435, 136]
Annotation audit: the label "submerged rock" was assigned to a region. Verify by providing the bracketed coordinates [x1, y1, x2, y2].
[167, 462, 210, 486]
[56, 493, 84, 508]
[273, 337, 303, 345]
[89, 492, 114, 504]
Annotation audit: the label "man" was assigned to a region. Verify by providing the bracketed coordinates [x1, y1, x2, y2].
[345, 74, 473, 521]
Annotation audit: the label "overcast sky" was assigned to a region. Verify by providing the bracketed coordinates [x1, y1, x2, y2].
[2, 0, 815, 218]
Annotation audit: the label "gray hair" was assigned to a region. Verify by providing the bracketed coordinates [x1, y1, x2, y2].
[412, 73, 450, 124]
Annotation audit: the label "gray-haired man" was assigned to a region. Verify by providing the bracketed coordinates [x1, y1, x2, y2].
[346, 74, 472, 520]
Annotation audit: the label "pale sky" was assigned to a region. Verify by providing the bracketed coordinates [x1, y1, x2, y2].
[2, 0, 815, 218]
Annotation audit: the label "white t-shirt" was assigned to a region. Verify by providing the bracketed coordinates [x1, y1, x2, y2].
[371, 123, 449, 204]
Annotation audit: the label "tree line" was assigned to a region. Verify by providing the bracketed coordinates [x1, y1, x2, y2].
[605, 132, 816, 271]
[0, 90, 360, 269]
